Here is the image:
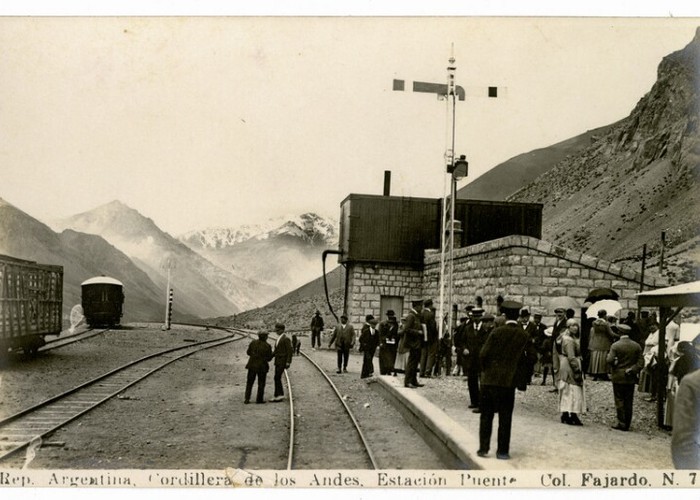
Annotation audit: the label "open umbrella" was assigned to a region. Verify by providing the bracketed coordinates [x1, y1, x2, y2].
[585, 299, 622, 319]
[585, 288, 619, 303]
[547, 296, 581, 312]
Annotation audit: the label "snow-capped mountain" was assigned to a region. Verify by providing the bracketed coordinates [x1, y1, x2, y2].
[177, 213, 339, 296]
[179, 213, 338, 249]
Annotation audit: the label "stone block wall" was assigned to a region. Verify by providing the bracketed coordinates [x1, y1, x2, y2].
[346, 262, 423, 329]
[423, 235, 667, 325]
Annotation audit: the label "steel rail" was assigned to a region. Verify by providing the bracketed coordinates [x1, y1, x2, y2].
[40, 327, 111, 352]
[279, 339, 378, 470]
[297, 350, 379, 469]
[0, 327, 243, 463]
[283, 369, 295, 470]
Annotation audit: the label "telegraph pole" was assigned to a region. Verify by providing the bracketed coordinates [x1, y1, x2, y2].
[161, 256, 176, 331]
[392, 47, 497, 336]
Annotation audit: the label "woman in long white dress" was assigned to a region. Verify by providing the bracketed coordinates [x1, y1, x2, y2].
[555, 319, 585, 425]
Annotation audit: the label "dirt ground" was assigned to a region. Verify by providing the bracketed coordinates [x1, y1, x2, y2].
[1, 325, 446, 470]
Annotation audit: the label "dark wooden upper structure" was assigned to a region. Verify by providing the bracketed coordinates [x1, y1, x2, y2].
[339, 194, 542, 265]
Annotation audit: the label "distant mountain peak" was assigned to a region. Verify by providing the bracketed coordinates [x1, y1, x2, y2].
[178, 212, 338, 250]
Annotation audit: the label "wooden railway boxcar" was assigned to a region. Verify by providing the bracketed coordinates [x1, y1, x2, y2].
[81, 276, 124, 327]
[0, 254, 63, 355]
[339, 193, 542, 265]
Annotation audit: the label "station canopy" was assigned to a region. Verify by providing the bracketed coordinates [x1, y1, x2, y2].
[637, 280, 700, 308]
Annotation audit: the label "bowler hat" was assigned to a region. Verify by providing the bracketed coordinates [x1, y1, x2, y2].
[274, 322, 285, 331]
[501, 300, 523, 312]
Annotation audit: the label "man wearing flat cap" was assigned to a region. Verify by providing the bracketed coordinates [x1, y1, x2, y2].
[402, 299, 424, 388]
[478, 300, 535, 460]
[271, 323, 293, 402]
[606, 324, 644, 431]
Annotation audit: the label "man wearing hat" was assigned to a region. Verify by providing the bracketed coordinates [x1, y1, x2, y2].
[329, 314, 355, 374]
[378, 310, 400, 375]
[402, 299, 425, 388]
[359, 315, 380, 378]
[606, 324, 644, 431]
[477, 300, 533, 460]
[452, 316, 468, 376]
[549, 308, 569, 393]
[244, 331, 274, 404]
[271, 323, 293, 402]
[421, 299, 439, 378]
[310, 310, 324, 351]
[465, 307, 487, 411]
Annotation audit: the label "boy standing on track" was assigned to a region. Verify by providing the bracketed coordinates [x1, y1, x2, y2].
[244, 331, 273, 404]
[271, 323, 293, 402]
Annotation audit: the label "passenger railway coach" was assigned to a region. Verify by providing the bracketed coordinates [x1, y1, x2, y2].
[0, 254, 63, 355]
[81, 276, 124, 327]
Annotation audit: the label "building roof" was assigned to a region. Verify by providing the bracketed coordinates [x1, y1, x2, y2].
[81, 276, 124, 286]
[637, 281, 700, 308]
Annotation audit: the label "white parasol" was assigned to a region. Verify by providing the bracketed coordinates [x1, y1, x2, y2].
[585, 299, 622, 319]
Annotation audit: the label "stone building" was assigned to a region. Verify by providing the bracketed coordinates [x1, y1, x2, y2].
[340, 194, 665, 328]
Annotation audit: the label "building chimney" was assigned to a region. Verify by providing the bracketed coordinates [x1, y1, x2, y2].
[383, 170, 391, 196]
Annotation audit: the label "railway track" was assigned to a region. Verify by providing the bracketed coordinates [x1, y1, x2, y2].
[0, 326, 244, 467]
[283, 345, 378, 470]
[40, 327, 111, 352]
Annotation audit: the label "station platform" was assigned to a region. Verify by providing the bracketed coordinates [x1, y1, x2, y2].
[374, 375, 674, 470]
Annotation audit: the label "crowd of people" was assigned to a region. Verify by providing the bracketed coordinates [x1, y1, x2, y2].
[243, 301, 699, 467]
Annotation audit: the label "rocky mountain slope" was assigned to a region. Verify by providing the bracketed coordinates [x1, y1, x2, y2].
[457, 123, 616, 201]
[178, 213, 339, 296]
[52, 201, 280, 316]
[0, 198, 168, 322]
[508, 28, 700, 284]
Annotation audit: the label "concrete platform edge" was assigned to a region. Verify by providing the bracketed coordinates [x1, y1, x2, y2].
[373, 375, 514, 471]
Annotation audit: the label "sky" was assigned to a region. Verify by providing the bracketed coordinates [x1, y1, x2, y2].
[1, 6, 699, 236]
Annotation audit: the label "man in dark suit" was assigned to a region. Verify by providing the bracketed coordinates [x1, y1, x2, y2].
[359, 315, 380, 378]
[403, 299, 424, 388]
[270, 323, 293, 402]
[421, 299, 439, 378]
[244, 331, 273, 404]
[329, 314, 355, 374]
[465, 308, 487, 412]
[310, 310, 324, 350]
[477, 300, 530, 460]
[452, 316, 468, 376]
[378, 310, 400, 375]
[606, 324, 644, 431]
